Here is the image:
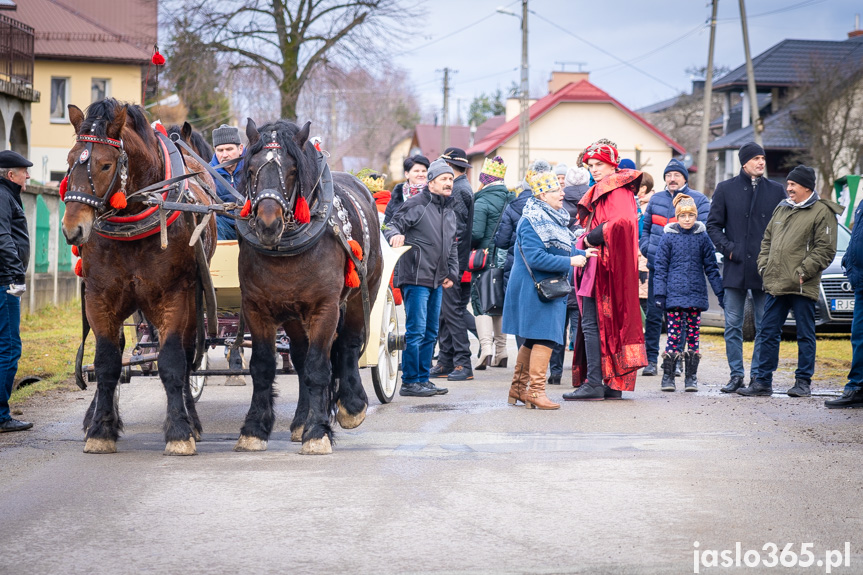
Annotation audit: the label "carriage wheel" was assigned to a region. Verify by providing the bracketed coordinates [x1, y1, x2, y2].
[189, 352, 207, 403]
[371, 288, 401, 404]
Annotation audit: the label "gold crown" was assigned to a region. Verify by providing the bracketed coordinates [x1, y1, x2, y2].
[357, 168, 385, 192]
[481, 157, 507, 179]
[528, 171, 560, 196]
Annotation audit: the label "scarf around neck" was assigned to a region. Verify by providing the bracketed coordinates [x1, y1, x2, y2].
[404, 181, 424, 200]
[522, 196, 574, 251]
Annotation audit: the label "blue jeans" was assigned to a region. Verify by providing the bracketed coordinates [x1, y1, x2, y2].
[216, 215, 237, 240]
[750, 294, 816, 385]
[401, 285, 443, 384]
[644, 270, 663, 364]
[0, 288, 22, 422]
[845, 288, 863, 392]
[723, 287, 767, 378]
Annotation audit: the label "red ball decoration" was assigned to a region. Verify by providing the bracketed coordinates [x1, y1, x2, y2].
[59, 176, 68, 201]
[152, 50, 165, 66]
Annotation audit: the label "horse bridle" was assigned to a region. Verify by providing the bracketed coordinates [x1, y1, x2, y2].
[64, 132, 128, 212]
[247, 132, 297, 220]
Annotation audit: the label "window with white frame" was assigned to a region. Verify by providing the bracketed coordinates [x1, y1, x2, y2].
[50, 77, 69, 122]
[91, 78, 110, 103]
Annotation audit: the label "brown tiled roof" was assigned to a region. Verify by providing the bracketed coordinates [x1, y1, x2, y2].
[12, 0, 154, 64]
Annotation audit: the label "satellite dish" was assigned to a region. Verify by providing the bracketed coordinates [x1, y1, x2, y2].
[681, 154, 694, 169]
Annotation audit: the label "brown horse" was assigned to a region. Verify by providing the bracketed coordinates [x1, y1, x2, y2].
[61, 99, 217, 455]
[235, 119, 382, 455]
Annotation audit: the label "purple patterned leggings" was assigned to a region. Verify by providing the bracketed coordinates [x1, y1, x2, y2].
[665, 307, 701, 353]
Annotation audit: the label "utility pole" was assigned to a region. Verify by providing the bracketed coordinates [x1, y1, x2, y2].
[518, 0, 530, 180]
[739, 0, 763, 147]
[696, 0, 718, 194]
[441, 67, 451, 153]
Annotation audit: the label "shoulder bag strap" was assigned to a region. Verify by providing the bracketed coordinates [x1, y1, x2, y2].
[517, 239, 540, 286]
[488, 197, 511, 264]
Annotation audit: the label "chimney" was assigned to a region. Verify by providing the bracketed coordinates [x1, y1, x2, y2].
[547, 71, 590, 94]
[849, 14, 863, 38]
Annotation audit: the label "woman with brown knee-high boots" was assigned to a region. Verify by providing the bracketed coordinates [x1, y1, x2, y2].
[501, 168, 596, 409]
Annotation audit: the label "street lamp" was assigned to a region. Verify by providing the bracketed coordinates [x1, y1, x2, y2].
[497, 2, 529, 181]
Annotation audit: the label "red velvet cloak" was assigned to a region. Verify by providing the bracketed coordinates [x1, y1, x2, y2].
[572, 169, 647, 391]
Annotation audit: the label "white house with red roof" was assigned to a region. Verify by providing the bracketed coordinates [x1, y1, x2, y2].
[466, 72, 685, 190]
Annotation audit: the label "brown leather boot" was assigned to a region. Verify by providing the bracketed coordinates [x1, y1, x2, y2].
[525, 345, 560, 410]
[508, 346, 531, 405]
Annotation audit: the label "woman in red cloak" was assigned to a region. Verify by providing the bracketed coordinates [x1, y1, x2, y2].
[564, 140, 647, 400]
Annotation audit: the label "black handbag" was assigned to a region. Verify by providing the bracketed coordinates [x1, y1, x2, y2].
[518, 241, 571, 303]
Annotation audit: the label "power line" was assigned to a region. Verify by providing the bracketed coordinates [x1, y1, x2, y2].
[530, 11, 680, 92]
[717, 0, 826, 21]
[592, 22, 707, 73]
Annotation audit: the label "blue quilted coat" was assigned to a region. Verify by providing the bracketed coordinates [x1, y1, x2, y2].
[639, 186, 710, 269]
[653, 221, 724, 311]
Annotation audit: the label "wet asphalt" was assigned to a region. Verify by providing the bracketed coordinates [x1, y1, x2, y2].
[1, 335, 862, 575]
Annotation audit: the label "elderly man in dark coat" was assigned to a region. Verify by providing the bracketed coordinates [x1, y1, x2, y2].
[0, 151, 32, 432]
[430, 147, 476, 382]
[706, 142, 786, 393]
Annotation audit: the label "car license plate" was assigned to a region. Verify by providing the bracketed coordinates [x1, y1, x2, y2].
[831, 298, 855, 311]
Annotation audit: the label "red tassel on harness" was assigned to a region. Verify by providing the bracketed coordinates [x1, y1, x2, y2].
[152, 48, 165, 66]
[345, 239, 364, 288]
[74, 258, 83, 277]
[59, 176, 68, 201]
[71, 245, 79, 257]
[294, 195, 310, 224]
[109, 191, 127, 210]
[240, 199, 251, 218]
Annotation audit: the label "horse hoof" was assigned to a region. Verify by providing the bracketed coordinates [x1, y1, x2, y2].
[336, 401, 366, 430]
[234, 435, 268, 452]
[290, 427, 304, 443]
[300, 436, 332, 455]
[84, 438, 117, 454]
[164, 437, 197, 456]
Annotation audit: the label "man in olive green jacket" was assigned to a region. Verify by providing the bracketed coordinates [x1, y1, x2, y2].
[738, 165, 842, 398]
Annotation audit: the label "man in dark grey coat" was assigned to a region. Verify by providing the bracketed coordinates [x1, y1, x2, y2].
[0, 151, 32, 432]
[706, 142, 786, 393]
[431, 147, 476, 381]
[386, 159, 459, 397]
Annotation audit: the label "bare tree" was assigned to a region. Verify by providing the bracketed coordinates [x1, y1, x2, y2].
[177, 0, 420, 120]
[791, 57, 863, 200]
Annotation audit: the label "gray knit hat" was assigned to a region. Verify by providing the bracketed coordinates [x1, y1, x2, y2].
[554, 163, 568, 176]
[212, 124, 241, 147]
[427, 158, 455, 181]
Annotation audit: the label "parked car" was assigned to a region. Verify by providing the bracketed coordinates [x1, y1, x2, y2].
[701, 223, 853, 340]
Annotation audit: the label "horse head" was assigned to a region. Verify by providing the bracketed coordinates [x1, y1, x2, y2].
[244, 118, 315, 248]
[62, 99, 156, 246]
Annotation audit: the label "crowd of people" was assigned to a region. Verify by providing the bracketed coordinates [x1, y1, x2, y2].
[3, 134, 863, 434]
[381, 139, 863, 410]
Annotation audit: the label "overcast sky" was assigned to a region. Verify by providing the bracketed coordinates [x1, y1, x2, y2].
[391, 0, 857, 122]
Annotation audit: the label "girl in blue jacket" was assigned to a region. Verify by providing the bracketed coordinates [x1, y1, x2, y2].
[653, 194, 724, 392]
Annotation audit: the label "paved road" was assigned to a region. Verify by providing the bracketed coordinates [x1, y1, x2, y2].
[1, 337, 861, 575]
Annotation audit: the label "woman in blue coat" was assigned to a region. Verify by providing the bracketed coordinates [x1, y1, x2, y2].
[653, 194, 724, 392]
[502, 172, 595, 410]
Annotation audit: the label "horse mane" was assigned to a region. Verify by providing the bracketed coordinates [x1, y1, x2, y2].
[243, 120, 317, 199]
[166, 124, 214, 159]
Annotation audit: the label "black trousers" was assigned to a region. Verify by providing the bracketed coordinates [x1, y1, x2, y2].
[437, 281, 474, 368]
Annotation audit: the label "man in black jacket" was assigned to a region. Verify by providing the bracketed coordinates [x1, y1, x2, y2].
[431, 147, 476, 381]
[706, 142, 786, 393]
[385, 159, 459, 397]
[0, 151, 32, 432]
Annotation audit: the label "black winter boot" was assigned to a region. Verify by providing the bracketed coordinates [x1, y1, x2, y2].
[683, 350, 700, 392]
[737, 379, 773, 396]
[786, 378, 811, 397]
[660, 352, 678, 392]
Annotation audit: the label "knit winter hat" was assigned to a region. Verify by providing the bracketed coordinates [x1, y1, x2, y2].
[212, 124, 241, 147]
[673, 193, 698, 217]
[564, 166, 590, 187]
[787, 165, 816, 191]
[554, 163, 568, 176]
[738, 142, 765, 166]
[618, 158, 636, 170]
[479, 156, 507, 185]
[427, 158, 455, 181]
[582, 140, 619, 168]
[528, 171, 560, 196]
[664, 158, 689, 182]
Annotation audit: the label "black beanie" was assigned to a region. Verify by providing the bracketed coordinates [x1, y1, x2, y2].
[738, 142, 765, 166]
[787, 165, 816, 191]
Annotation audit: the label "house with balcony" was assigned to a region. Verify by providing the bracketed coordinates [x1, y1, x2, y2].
[12, 0, 156, 184]
[0, 4, 39, 157]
